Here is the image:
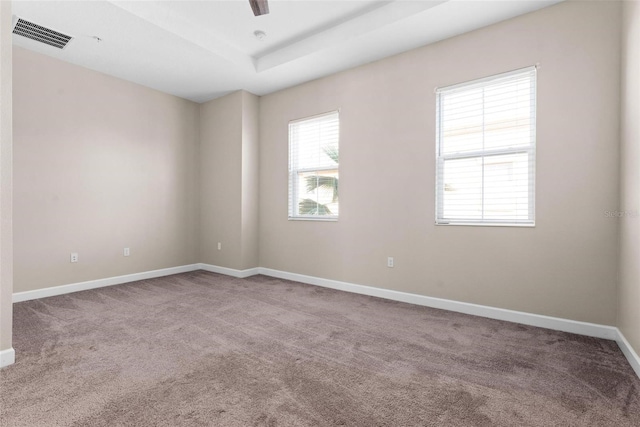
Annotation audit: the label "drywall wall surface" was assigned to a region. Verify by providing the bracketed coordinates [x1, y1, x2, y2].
[619, 0, 640, 354]
[258, 1, 621, 325]
[13, 47, 200, 292]
[0, 0, 14, 357]
[241, 91, 260, 269]
[199, 91, 244, 269]
[199, 90, 260, 270]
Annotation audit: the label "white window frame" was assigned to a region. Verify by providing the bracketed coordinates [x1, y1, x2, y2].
[435, 66, 537, 226]
[288, 111, 340, 221]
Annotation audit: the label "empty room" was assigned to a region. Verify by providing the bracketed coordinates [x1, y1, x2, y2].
[1, 0, 639, 425]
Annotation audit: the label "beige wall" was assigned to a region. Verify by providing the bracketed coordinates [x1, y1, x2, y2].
[258, 0, 622, 325]
[199, 90, 259, 270]
[7, 1, 631, 334]
[200, 91, 243, 268]
[240, 91, 260, 269]
[619, 0, 640, 355]
[13, 47, 200, 293]
[0, 0, 14, 357]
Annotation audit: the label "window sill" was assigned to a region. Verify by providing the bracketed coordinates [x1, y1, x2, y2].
[289, 217, 338, 222]
[435, 222, 535, 228]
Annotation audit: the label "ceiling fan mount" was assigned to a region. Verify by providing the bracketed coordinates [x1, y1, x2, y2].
[249, 0, 269, 16]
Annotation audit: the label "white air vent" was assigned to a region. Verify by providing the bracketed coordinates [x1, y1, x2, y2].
[12, 18, 73, 50]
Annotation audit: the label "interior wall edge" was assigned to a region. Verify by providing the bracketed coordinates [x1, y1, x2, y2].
[617, 328, 640, 379]
[0, 0, 14, 358]
[0, 347, 15, 369]
[617, 0, 640, 369]
[198, 263, 260, 279]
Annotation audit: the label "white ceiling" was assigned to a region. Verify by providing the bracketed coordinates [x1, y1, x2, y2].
[12, 0, 562, 103]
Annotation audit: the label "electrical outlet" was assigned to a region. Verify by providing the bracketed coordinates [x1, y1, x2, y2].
[124, 247, 130, 257]
[387, 257, 394, 268]
[70, 252, 78, 263]
[217, 242, 221, 251]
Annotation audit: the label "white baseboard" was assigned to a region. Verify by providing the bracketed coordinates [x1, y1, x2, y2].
[9, 263, 639, 379]
[198, 263, 260, 279]
[258, 268, 640, 378]
[11, 263, 256, 303]
[616, 330, 640, 379]
[0, 347, 15, 368]
[12, 264, 200, 303]
[257, 268, 619, 341]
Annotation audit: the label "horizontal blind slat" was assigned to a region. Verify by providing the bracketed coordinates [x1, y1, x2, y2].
[289, 111, 340, 219]
[436, 68, 536, 225]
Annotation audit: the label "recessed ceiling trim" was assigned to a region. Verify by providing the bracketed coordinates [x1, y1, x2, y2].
[255, 0, 446, 72]
[12, 17, 73, 50]
[12, 0, 565, 103]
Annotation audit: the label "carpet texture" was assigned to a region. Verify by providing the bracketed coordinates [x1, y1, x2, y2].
[1, 271, 639, 426]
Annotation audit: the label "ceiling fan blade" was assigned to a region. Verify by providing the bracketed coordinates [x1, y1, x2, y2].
[249, 0, 269, 16]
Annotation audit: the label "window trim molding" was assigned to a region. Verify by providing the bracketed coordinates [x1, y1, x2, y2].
[435, 65, 538, 94]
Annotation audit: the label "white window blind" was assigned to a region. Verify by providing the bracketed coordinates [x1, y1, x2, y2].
[289, 111, 339, 220]
[435, 67, 536, 226]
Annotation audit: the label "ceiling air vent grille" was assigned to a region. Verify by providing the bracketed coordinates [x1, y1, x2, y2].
[12, 18, 72, 49]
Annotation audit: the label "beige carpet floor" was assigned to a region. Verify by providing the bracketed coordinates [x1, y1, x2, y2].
[1, 270, 639, 426]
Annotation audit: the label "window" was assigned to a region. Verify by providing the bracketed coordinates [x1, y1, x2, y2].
[288, 111, 340, 220]
[435, 67, 536, 226]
